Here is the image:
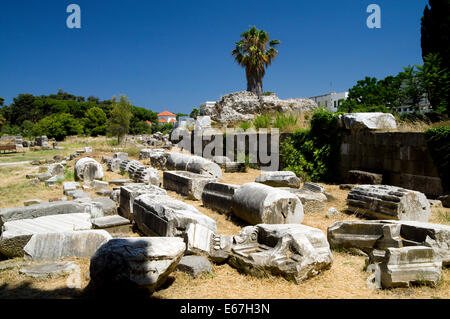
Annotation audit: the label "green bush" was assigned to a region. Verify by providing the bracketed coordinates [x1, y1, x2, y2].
[280, 109, 344, 182]
[424, 125, 450, 191]
[83, 107, 107, 136]
[253, 113, 272, 129]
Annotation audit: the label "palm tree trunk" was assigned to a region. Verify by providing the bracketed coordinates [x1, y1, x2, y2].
[247, 73, 263, 97]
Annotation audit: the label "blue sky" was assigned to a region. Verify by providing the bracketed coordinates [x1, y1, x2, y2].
[0, 0, 429, 114]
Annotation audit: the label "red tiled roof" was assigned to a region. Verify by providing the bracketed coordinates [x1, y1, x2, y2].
[158, 118, 167, 123]
[146, 120, 152, 125]
[169, 118, 176, 123]
[157, 111, 176, 116]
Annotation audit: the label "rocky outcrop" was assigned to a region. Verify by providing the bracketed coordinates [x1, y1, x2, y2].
[200, 91, 318, 125]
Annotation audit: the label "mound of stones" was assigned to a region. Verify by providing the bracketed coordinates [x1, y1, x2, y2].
[209, 224, 333, 283]
[346, 185, 430, 222]
[89, 237, 185, 293]
[327, 220, 450, 288]
[199, 91, 318, 125]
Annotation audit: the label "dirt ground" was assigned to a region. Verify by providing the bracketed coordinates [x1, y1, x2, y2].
[0, 137, 449, 299]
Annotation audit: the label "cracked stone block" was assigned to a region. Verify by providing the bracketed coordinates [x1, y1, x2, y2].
[118, 183, 167, 221]
[163, 170, 217, 201]
[201, 182, 239, 214]
[255, 171, 301, 188]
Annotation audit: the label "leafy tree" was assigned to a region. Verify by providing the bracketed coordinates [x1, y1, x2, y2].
[33, 113, 83, 141]
[232, 26, 280, 96]
[108, 95, 133, 143]
[83, 107, 107, 136]
[129, 106, 157, 134]
[21, 120, 35, 139]
[0, 97, 4, 106]
[176, 113, 187, 120]
[190, 108, 200, 119]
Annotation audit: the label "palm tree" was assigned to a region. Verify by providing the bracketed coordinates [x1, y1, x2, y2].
[232, 26, 280, 97]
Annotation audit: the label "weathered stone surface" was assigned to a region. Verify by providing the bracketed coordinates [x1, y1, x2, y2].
[141, 149, 169, 170]
[339, 112, 397, 132]
[428, 200, 443, 208]
[23, 230, 111, 261]
[214, 224, 333, 283]
[37, 172, 52, 181]
[326, 207, 340, 218]
[74, 157, 104, 182]
[19, 261, 78, 278]
[194, 116, 211, 130]
[224, 162, 246, 173]
[0, 259, 31, 271]
[92, 215, 131, 234]
[280, 188, 327, 214]
[47, 163, 65, 177]
[70, 190, 91, 199]
[211, 156, 231, 167]
[200, 91, 318, 125]
[118, 183, 167, 220]
[133, 166, 161, 187]
[348, 170, 383, 185]
[0, 213, 92, 257]
[108, 179, 132, 186]
[107, 158, 122, 172]
[113, 152, 128, 161]
[23, 200, 43, 207]
[346, 185, 430, 222]
[63, 182, 80, 195]
[166, 153, 222, 179]
[89, 237, 185, 292]
[133, 194, 217, 248]
[327, 219, 450, 266]
[231, 183, 304, 225]
[369, 246, 442, 289]
[91, 197, 117, 215]
[176, 255, 212, 278]
[28, 178, 40, 186]
[255, 171, 301, 188]
[45, 175, 63, 187]
[202, 182, 239, 214]
[301, 182, 325, 193]
[163, 171, 217, 200]
[91, 180, 109, 191]
[0, 201, 100, 226]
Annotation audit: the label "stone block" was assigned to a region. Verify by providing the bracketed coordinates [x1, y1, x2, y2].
[201, 182, 238, 214]
[163, 170, 217, 200]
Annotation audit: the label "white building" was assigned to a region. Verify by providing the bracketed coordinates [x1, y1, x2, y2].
[309, 92, 349, 112]
[157, 111, 177, 124]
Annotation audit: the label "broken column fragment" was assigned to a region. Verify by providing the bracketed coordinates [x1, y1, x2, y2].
[166, 153, 222, 179]
[346, 185, 430, 222]
[327, 220, 450, 266]
[201, 182, 239, 214]
[163, 170, 217, 200]
[118, 183, 167, 221]
[231, 183, 304, 225]
[211, 224, 333, 283]
[132, 194, 217, 253]
[255, 171, 301, 188]
[89, 237, 186, 293]
[74, 157, 104, 182]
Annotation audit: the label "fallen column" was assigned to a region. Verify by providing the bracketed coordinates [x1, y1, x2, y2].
[201, 182, 239, 214]
[231, 182, 304, 225]
[255, 171, 301, 188]
[346, 185, 430, 222]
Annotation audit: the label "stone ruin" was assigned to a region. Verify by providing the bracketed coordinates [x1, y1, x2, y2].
[346, 185, 431, 222]
[327, 220, 450, 288]
[75, 157, 104, 182]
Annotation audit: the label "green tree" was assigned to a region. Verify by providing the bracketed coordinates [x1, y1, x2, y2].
[232, 26, 280, 96]
[83, 107, 107, 136]
[33, 113, 83, 141]
[190, 108, 200, 119]
[176, 113, 187, 120]
[108, 95, 133, 143]
[21, 120, 35, 139]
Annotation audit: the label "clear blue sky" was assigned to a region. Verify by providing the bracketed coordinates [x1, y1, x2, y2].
[0, 0, 429, 114]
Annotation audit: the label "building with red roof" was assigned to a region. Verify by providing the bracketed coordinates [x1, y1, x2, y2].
[157, 110, 177, 125]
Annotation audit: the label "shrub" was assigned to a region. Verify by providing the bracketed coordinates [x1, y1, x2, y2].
[273, 113, 298, 131]
[280, 109, 344, 182]
[33, 113, 83, 141]
[238, 122, 252, 131]
[424, 125, 450, 191]
[253, 113, 272, 129]
[83, 107, 107, 136]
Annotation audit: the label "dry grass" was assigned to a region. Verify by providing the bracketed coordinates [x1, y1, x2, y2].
[0, 137, 449, 299]
[395, 119, 450, 133]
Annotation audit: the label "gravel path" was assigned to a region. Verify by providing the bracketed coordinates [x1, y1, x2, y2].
[0, 161, 31, 167]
